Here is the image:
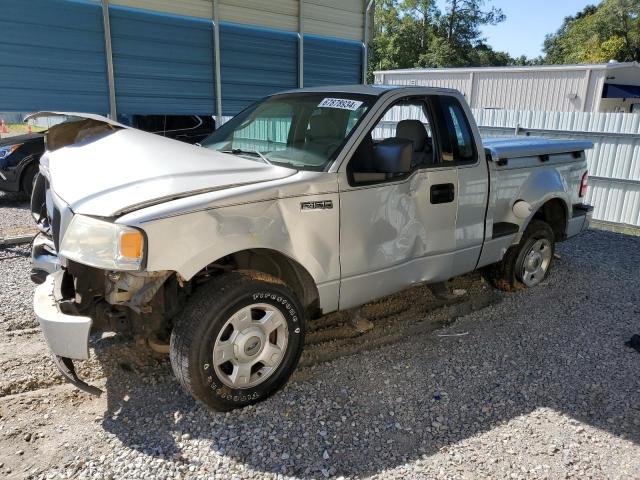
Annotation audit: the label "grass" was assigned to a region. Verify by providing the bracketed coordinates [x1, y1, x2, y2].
[0, 123, 46, 139]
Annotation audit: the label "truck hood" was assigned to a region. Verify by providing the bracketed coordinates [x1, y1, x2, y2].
[44, 128, 296, 217]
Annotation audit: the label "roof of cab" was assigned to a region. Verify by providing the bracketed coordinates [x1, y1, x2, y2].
[277, 84, 462, 97]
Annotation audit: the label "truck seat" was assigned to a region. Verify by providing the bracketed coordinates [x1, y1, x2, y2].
[303, 115, 344, 164]
[395, 120, 432, 167]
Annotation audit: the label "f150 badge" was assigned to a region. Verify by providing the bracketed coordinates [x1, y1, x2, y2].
[300, 200, 333, 211]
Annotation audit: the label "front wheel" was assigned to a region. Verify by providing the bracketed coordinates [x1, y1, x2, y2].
[170, 271, 306, 411]
[487, 219, 556, 291]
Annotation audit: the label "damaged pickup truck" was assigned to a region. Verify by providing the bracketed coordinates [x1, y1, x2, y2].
[30, 86, 593, 411]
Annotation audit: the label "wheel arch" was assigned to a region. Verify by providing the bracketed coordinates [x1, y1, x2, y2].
[201, 248, 322, 319]
[18, 156, 39, 191]
[525, 197, 570, 242]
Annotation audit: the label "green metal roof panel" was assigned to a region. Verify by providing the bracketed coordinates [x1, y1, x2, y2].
[109, 5, 216, 115]
[220, 22, 298, 116]
[0, 0, 109, 113]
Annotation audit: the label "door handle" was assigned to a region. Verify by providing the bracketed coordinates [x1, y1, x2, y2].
[430, 183, 455, 204]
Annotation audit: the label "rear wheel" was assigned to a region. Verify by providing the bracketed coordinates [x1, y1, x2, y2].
[487, 219, 555, 291]
[170, 271, 306, 411]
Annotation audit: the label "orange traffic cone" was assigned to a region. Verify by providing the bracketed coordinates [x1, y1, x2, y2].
[0, 119, 8, 134]
[28, 124, 32, 134]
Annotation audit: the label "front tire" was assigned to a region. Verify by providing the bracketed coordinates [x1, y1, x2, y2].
[487, 219, 555, 291]
[170, 271, 306, 412]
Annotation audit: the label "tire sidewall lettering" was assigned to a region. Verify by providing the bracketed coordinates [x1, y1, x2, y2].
[201, 288, 302, 405]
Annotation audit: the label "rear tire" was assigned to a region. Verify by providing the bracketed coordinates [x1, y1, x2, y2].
[486, 219, 555, 292]
[170, 271, 306, 412]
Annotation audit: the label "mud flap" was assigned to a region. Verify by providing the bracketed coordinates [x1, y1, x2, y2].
[52, 355, 103, 396]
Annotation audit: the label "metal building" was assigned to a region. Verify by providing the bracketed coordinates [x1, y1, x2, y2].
[375, 62, 640, 114]
[1, 0, 374, 121]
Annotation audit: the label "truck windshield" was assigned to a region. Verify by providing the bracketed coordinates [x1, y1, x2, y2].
[201, 93, 376, 171]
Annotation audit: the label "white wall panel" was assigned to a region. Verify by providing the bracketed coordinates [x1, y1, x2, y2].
[111, 0, 364, 40]
[110, 0, 212, 18]
[219, 0, 299, 32]
[303, 0, 364, 40]
[471, 70, 587, 111]
[473, 108, 640, 228]
[379, 72, 471, 98]
[375, 65, 640, 113]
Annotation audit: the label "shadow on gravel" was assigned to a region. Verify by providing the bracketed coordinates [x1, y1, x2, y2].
[0, 191, 29, 207]
[0, 245, 31, 260]
[97, 230, 640, 478]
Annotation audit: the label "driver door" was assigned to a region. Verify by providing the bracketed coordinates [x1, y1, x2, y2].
[338, 96, 459, 310]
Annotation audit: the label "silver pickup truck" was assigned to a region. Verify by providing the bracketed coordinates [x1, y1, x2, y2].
[30, 85, 593, 411]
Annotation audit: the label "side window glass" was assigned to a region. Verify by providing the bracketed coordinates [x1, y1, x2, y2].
[371, 104, 431, 141]
[349, 97, 435, 185]
[432, 96, 476, 164]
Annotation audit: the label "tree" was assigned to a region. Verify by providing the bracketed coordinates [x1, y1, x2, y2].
[368, 0, 520, 76]
[543, 0, 640, 64]
[440, 0, 505, 49]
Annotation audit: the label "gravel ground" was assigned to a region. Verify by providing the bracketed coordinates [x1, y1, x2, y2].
[0, 228, 639, 479]
[0, 192, 36, 238]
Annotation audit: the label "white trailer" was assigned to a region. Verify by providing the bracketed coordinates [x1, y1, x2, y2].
[375, 62, 640, 114]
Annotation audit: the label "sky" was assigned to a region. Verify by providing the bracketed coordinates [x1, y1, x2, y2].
[435, 0, 596, 58]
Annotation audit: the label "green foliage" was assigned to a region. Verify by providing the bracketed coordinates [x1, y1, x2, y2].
[368, 0, 531, 76]
[543, 0, 640, 64]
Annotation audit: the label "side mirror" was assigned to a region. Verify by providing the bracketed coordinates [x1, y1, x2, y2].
[372, 138, 412, 174]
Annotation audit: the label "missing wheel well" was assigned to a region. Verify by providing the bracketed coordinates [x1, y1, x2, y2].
[533, 198, 567, 242]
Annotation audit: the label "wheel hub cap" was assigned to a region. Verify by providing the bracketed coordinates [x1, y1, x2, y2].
[213, 303, 288, 389]
[520, 238, 552, 287]
[243, 335, 262, 357]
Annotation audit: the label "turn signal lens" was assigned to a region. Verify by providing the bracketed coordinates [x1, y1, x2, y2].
[579, 171, 588, 198]
[119, 231, 144, 260]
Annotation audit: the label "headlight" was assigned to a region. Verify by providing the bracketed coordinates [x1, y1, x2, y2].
[60, 215, 145, 271]
[0, 143, 23, 159]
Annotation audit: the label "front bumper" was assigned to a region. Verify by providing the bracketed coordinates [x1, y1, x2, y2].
[34, 273, 103, 395]
[31, 233, 60, 283]
[34, 273, 92, 360]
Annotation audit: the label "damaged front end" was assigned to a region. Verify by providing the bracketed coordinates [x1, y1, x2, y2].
[33, 259, 183, 395]
[29, 112, 184, 395]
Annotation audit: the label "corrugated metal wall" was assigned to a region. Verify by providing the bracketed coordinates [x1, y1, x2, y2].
[110, 0, 365, 39]
[377, 71, 472, 98]
[471, 70, 587, 111]
[473, 109, 640, 228]
[1, 0, 366, 116]
[0, 0, 109, 113]
[220, 23, 298, 115]
[375, 67, 612, 113]
[110, 0, 212, 18]
[304, 35, 363, 87]
[304, 0, 364, 40]
[218, 0, 298, 32]
[109, 5, 215, 114]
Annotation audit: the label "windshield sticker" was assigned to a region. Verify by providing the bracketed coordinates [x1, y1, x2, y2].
[318, 98, 364, 111]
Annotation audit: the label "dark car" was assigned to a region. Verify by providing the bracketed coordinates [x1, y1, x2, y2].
[119, 114, 216, 145]
[0, 131, 44, 195]
[0, 114, 215, 195]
